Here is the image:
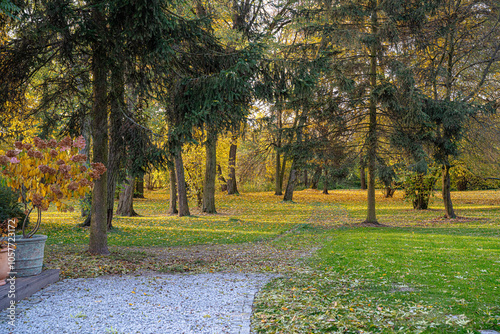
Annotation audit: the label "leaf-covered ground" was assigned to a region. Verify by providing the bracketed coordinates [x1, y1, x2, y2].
[35, 188, 500, 333]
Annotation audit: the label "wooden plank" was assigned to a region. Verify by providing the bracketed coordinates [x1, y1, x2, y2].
[0, 269, 60, 311]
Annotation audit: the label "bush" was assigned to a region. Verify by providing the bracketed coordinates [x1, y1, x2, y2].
[450, 165, 495, 191]
[402, 167, 440, 210]
[0, 180, 27, 226]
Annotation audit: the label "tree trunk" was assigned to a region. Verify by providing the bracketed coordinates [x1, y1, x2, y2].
[168, 161, 178, 215]
[384, 186, 395, 198]
[322, 168, 329, 194]
[174, 147, 190, 217]
[202, 129, 217, 213]
[217, 164, 227, 192]
[227, 135, 239, 195]
[442, 22, 457, 219]
[303, 170, 308, 188]
[360, 164, 367, 190]
[81, 194, 91, 218]
[282, 110, 306, 202]
[106, 159, 117, 229]
[364, 1, 379, 225]
[106, 17, 127, 230]
[283, 163, 297, 201]
[146, 173, 154, 190]
[116, 174, 138, 216]
[275, 102, 283, 195]
[88, 1, 109, 255]
[274, 151, 282, 195]
[442, 164, 456, 218]
[278, 156, 287, 192]
[456, 177, 467, 191]
[196, 191, 203, 208]
[411, 173, 434, 210]
[413, 192, 429, 210]
[311, 167, 321, 189]
[81, 113, 92, 218]
[81, 214, 91, 227]
[134, 175, 145, 198]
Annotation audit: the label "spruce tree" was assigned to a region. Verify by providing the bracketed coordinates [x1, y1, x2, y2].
[294, 0, 442, 223]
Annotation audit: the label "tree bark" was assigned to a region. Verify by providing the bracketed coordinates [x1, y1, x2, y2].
[442, 164, 456, 218]
[134, 175, 145, 198]
[360, 164, 367, 190]
[441, 25, 457, 219]
[146, 173, 154, 190]
[81, 194, 91, 218]
[274, 102, 283, 195]
[174, 147, 190, 217]
[384, 186, 395, 198]
[413, 192, 429, 210]
[227, 135, 239, 195]
[283, 163, 297, 201]
[106, 153, 117, 229]
[168, 161, 178, 214]
[411, 172, 435, 210]
[322, 167, 329, 194]
[364, 1, 379, 225]
[283, 110, 306, 202]
[116, 174, 138, 216]
[80, 114, 92, 218]
[202, 129, 217, 213]
[311, 167, 321, 189]
[88, 1, 110, 255]
[105, 13, 127, 230]
[274, 151, 282, 195]
[217, 164, 227, 191]
[456, 177, 467, 191]
[278, 156, 287, 193]
[81, 214, 91, 227]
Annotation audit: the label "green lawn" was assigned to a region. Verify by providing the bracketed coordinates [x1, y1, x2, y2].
[34, 188, 500, 333]
[38, 191, 317, 247]
[252, 190, 500, 333]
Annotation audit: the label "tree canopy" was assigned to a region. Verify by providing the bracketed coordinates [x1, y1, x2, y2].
[1, 0, 499, 254]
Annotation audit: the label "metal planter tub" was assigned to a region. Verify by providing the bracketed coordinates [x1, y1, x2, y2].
[12, 234, 47, 277]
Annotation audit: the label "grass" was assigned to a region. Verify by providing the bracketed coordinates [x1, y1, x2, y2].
[30, 188, 500, 333]
[252, 190, 500, 333]
[38, 191, 317, 247]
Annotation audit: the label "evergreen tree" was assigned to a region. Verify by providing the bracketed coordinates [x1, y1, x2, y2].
[294, 0, 443, 223]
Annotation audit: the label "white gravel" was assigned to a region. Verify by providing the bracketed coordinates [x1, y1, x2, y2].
[0, 273, 275, 334]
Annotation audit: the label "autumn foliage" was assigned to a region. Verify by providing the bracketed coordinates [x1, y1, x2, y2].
[0, 136, 105, 233]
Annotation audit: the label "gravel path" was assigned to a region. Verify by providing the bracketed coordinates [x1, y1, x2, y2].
[0, 273, 275, 334]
